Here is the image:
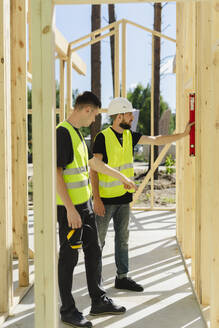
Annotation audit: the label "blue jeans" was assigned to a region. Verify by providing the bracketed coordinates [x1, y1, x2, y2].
[96, 203, 130, 278]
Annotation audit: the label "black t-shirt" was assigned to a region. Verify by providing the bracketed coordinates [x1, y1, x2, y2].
[93, 127, 142, 204]
[56, 125, 92, 169]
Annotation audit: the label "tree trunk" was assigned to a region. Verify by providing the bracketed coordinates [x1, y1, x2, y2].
[108, 4, 116, 95]
[90, 5, 101, 151]
[153, 3, 162, 179]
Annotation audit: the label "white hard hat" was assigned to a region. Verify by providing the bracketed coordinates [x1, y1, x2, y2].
[107, 97, 136, 116]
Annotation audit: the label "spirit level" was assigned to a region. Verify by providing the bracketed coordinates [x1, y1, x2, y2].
[189, 93, 195, 156]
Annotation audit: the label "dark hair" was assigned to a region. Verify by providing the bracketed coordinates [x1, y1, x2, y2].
[74, 91, 101, 109]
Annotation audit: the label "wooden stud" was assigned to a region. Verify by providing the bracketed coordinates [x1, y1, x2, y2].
[121, 20, 126, 98]
[181, 3, 196, 263]
[11, 0, 29, 287]
[176, 2, 183, 246]
[150, 36, 155, 209]
[195, 1, 212, 305]
[114, 23, 120, 97]
[59, 59, 65, 122]
[67, 47, 72, 117]
[0, 0, 13, 315]
[28, 0, 32, 73]
[210, 1, 219, 326]
[31, 0, 58, 326]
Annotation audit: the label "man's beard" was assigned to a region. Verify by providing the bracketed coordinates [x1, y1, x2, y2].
[119, 122, 131, 130]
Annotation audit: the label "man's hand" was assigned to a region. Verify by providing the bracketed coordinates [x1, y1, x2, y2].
[121, 176, 137, 191]
[93, 198, 106, 217]
[184, 121, 195, 136]
[66, 207, 82, 229]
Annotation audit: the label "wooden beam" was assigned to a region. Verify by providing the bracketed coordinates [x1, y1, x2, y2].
[71, 51, 86, 76]
[150, 36, 155, 209]
[181, 3, 196, 264]
[54, 26, 68, 59]
[195, 1, 212, 305]
[0, 0, 13, 314]
[67, 47, 72, 118]
[0, 272, 34, 325]
[114, 24, 120, 97]
[55, 27, 86, 75]
[31, 0, 58, 326]
[121, 20, 126, 98]
[210, 2, 219, 327]
[132, 207, 175, 212]
[69, 20, 118, 47]
[130, 141, 173, 208]
[176, 2, 183, 246]
[54, 0, 185, 4]
[11, 0, 29, 287]
[71, 30, 115, 53]
[124, 19, 176, 43]
[28, 0, 32, 73]
[59, 59, 65, 122]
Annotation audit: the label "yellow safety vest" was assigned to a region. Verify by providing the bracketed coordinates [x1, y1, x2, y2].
[56, 121, 91, 205]
[98, 127, 135, 198]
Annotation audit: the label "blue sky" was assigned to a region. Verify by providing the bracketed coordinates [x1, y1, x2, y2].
[55, 3, 176, 114]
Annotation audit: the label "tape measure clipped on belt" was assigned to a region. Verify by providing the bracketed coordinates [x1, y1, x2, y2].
[67, 228, 83, 249]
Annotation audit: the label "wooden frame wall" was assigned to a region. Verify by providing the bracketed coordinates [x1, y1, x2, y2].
[2, 1, 219, 327]
[68, 18, 176, 211]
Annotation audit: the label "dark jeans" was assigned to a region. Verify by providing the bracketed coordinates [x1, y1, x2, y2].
[57, 198, 105, 315]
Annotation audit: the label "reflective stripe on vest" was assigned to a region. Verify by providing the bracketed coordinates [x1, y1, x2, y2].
[64, 166, 87, 175]
[97, 127, 135, 198]
[56, 121, 91, 205]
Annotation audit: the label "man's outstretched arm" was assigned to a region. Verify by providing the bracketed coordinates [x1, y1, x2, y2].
[138, 122, 194, 145]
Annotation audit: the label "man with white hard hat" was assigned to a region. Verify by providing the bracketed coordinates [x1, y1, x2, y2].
[91, 97, 193, 292]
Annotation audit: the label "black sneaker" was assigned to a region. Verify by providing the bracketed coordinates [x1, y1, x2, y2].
[61, 309, 92, 327]
[90, 296, 126, 316]
[115, 277, 144, 292]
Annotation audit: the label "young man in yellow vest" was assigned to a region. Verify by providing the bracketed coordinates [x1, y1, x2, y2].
[91, 97, 193, 293]
[57, 92, 136, 328]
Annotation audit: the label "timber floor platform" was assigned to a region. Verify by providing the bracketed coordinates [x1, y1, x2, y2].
[2, 210, 207, 328]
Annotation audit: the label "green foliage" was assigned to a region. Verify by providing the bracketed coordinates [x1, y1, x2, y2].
[161, 196, 175, 204]
[79, 127, 90, 137]
[127, 83, 171, 135]
[165, 154, 176, 175]
[169, 112, 176, 134]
